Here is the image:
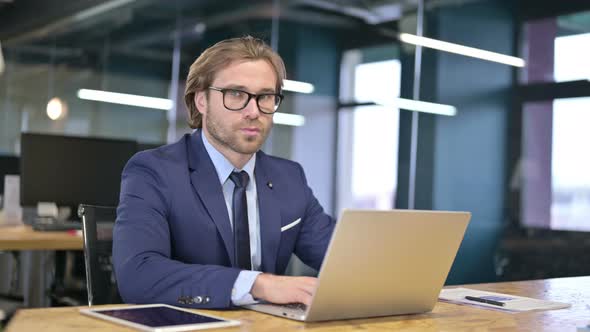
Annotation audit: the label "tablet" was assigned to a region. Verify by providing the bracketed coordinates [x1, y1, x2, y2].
[80, 304, 241, 332]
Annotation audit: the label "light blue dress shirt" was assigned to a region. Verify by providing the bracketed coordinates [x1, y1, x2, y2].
[201, 132, 262, 305]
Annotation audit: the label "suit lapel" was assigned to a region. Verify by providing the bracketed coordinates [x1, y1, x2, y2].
[255, 153, 281, 274]
[187, 131, 235, 267]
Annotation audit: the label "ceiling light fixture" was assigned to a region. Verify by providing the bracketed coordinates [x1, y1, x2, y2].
[273, 112, 305, 126]
[282, 79, 315, 94]
[0, 41, 4, 76]
[375, 97, 457, 116]
[77, 89, 173, 110]
[46, 97, 68, 120]
[398, 32, 526, 67]
[78, 89, 305, 126]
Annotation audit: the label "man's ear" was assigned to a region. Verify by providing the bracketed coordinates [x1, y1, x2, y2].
[195, 91, 207, 115]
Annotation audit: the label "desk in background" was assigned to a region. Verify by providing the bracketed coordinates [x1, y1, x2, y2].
[0, 225, 83, 251]
[6, 276, 590, 331]
[0, 225, 83, 307]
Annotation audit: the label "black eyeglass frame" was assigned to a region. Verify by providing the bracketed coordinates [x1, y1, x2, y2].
[207, 86, 284, 114]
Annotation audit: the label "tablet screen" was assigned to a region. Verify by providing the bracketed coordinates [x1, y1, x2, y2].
[96, 306, 225, 327]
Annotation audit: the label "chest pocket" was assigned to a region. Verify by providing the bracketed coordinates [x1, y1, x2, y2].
[280, 218, 301, 233]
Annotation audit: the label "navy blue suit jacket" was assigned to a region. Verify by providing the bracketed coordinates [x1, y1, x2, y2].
[113, 130, 335, 309]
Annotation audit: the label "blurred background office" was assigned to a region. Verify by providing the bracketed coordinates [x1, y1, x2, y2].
[1, 0, 590, 311]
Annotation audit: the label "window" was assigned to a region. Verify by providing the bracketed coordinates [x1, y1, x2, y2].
[551, 97, 590, 231]
[554, 32, 590, 82]
[521, 11, 590, 84]
[337, 49, 400, 214]
[520, 25, 590, 232]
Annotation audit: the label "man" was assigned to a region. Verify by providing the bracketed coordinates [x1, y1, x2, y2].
[113, 36, 335, 309]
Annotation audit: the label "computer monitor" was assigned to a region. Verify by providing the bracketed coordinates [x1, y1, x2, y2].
[20, 133, 138, 209]
[137, 142, 164, 151]
[0, 155, 19, 194]
[0, 155, 20, 195]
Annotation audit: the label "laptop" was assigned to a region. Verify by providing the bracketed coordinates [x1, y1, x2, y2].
[243, 209, 471, 322]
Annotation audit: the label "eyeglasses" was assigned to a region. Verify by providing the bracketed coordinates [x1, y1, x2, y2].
[208, 87, 283, 114]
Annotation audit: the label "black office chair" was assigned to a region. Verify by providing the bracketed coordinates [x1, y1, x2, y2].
[0, 252, 23, 324]
[78, 204, 121, 306]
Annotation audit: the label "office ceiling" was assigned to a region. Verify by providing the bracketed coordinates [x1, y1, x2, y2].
[0, 0, 433, 83]
[0, 0, 428, 95]
[1, 0, 589, 82]
[2, 0, 590, 49]
[0, 0, 498, 57]
[0, 0, 403, 70]
[0, 0, 413, 45]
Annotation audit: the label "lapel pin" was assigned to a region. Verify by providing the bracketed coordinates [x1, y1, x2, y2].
[267, 181, 273, 189]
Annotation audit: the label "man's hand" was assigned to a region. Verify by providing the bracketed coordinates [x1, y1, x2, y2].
[250, 274, 317, 306]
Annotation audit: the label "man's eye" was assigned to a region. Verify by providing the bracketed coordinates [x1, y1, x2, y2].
[227, 90, 243, 98]
[259, 95, 272, 101]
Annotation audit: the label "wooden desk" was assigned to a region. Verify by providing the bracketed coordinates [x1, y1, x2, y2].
[6, 276, 590, 331]
[0, 225, 83, 251]
[0, 225, 83, 307]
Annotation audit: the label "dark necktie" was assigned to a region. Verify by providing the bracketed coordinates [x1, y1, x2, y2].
[229, 171, 251, 270]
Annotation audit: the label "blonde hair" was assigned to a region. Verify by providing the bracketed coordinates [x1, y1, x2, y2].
[184, 36, 286, 129]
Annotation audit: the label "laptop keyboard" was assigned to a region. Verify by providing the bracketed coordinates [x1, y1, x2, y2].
[279, 303, 308, 311]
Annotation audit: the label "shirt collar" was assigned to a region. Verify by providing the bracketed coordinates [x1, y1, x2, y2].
[201, 130, 256, 185]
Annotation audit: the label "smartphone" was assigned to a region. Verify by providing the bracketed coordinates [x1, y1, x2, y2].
[80, 304, 240, 331]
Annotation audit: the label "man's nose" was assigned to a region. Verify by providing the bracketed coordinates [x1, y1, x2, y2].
[242, 97, 260, 118]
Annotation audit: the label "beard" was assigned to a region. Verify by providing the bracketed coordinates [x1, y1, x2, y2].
[204, 108, 271, 155]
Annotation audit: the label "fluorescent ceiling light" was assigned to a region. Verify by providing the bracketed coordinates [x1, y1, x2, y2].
[282, 79, 315, 94]
[0, 41, 4, 75]
[77, 89, 173, 110]
[78, 88, 306, 125]
[273, 112, 305, 126]
[375, 97, 457, 116]
[399, 33, 526, 67]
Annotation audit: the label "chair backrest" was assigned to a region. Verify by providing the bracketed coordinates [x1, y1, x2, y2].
[78, 204, 121, 306]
